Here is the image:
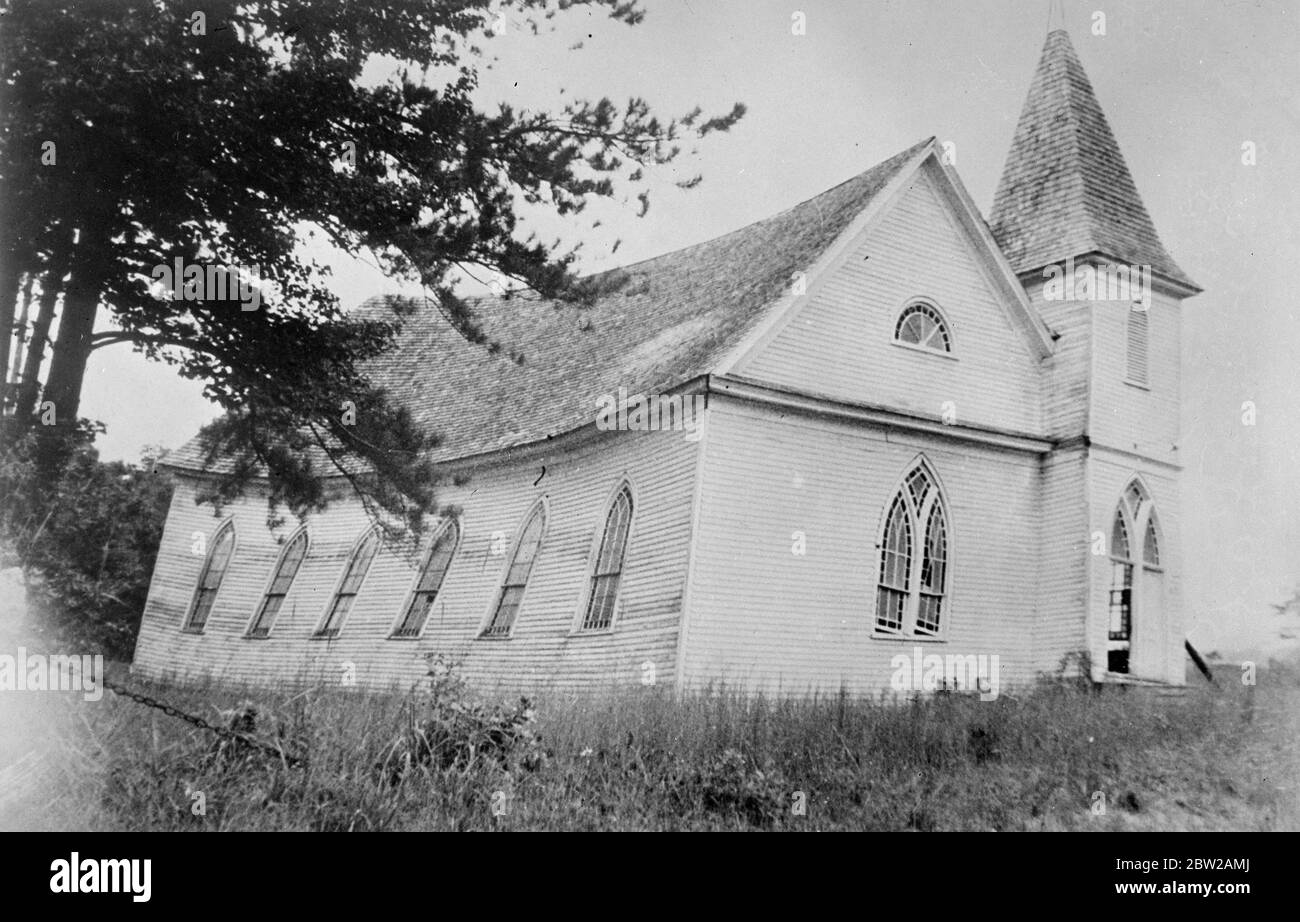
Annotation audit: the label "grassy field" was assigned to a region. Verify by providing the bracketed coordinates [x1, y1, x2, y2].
[1, 656, 1297, 831]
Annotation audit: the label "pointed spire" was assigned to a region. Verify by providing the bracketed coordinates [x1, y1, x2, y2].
[1046, 0, 1067, 35]
[990, 29, 1198, 290]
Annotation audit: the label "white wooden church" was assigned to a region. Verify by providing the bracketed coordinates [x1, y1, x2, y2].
[132, 28, 1200, 695]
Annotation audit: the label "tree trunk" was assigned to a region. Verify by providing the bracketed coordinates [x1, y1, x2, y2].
[41, 260, 104, 426]
[0, 258, 17, 402]
[13, 273, 61, 422]
[33, 237, 112, 480]
[8, 275, 34, 389]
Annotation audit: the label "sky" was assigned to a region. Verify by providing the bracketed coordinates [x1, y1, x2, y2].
[77, 0, 1299, 657]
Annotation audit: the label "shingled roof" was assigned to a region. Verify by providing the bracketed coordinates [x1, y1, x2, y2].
[990, 30, 1198, 291]
[165, 137, 932, 472]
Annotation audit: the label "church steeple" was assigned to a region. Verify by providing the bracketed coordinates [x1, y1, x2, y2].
[1046, 0, 1067, 34]
[990, 28, 1199, 292]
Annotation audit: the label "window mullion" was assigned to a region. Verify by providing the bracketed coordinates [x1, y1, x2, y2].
[903, 498, 924, 635]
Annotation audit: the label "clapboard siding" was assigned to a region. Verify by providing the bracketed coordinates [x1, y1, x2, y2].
[738, 167, 1043, 437]
[1087, 452, 1184, 684]
[1021, 276, 1181, 461]
[679, 396, 1040, 695]
[1029, 282, 1093, 439]
[1088, 290, 1181, 466]
[132, 425, 699, 693]
[1034, 446, 1089, 673]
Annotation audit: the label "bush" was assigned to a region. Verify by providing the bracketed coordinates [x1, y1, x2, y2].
[0, 428, 173, 659]
[376, 657, 547, 783]
[682, 747, 790, 828]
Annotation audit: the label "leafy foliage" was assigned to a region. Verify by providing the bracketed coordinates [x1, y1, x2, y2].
[0, 430, 173, 659]
[377, 656, 546, 782]
[0, 0, 744, 534]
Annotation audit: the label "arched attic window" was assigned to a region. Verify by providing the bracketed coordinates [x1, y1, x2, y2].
[895, 302, 952, 353]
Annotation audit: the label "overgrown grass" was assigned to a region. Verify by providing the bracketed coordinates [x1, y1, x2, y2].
[2, 657, 1296, 831]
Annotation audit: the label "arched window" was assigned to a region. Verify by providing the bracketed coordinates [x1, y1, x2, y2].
[1123, 481, 1144, 523]
[392, 521, 459, 638]
[483, 504, 547, 638]
[185, 520, 235, 632]
[1108, 479, 1163, 675]
[917, 501, 948, 634]
[316, 526, 381, 639]
[1143, 512, 1161, 568]
[895, 302, 952, 353]
[1107, 508, 1134, 648]
[248, 529, 309, 638]
[875, 495, 912, 632]
[581, 485, 633, 631]
[875, 460, 950, 636]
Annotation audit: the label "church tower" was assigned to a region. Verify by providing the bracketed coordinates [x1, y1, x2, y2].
[992, 27, 1202, 683]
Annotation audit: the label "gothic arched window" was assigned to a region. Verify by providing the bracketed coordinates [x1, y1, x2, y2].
[185, 520, 235, 632]
[1107, 479, 1163, 675]
[393, 520, 460, 638]
[248, 528, 309, 638]
[581, 484, 634, 631]
[316, 526, 382, 639]
[482, 503, 547, 638]
[875, 460, 950, 636]
[1108, 508, 1134, 646]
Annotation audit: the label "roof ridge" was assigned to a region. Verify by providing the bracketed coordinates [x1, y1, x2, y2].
[553, 135, 936, 284]
[364, 137, 936, 312]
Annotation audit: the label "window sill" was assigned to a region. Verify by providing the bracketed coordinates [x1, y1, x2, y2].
[1123, 379, 1151, 392]
[180, 627, 205, 636]
[387, 633, 423, 641]
[870, 631, 949, 644]
[568, 626, 616, 638]
[475, 633, 513, 641]
[891, 340, 958, 362]
[310, 632, 340, 642]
